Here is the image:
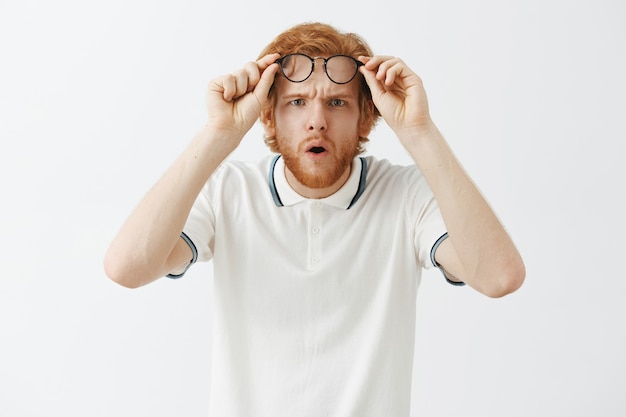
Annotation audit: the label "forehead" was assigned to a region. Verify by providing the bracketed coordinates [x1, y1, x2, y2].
[273, 71, 360, 98]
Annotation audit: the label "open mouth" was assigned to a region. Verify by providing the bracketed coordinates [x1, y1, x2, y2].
[308, 146, 326, 154]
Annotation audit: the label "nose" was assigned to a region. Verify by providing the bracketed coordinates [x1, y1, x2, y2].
[307, 102, 327, 132]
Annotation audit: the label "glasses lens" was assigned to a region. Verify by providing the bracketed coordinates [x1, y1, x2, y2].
[280, 54, 313, 82]
[326, 55, 360, 84]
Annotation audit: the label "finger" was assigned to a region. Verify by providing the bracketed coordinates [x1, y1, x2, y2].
[234, 61, 261, 96]
[361, 55, 396, 71]
[359, 63, 385, 98]
[209, 74, 237, 102]
[253, 62, 279, 103]
[230, 54, 281, 99]
[378, 59, 404, 86]
[252, 53, 281, 97]
[257, 53, 281, 69]
[362, 56, 404, 86]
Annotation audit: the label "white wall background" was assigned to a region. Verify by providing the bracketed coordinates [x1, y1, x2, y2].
[1, 0, 624, 416]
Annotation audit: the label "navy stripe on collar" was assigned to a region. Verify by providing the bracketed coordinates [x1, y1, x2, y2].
[268, 154, 367, 209]
[347, 157, 367, 209]
[268, 154, 284, 206]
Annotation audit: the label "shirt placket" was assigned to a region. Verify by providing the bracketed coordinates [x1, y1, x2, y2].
[307, 200, 323, 271]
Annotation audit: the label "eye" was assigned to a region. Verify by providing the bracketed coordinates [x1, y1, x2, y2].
[289, 98, 305, 106]
[330, 98, 345, 107]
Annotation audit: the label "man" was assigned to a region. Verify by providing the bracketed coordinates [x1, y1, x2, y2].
[104, 22, 524, 417]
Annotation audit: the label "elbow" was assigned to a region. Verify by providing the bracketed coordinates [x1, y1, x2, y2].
[482, 257, 526, 298]
[103, 250, 151, 289]
[103, 257, 138, 289]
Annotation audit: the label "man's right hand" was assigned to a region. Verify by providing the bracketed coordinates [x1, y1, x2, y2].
[104, 54, 280, 289]
[205, 53, 280, 144]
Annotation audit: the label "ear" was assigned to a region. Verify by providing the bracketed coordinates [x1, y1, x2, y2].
[358, 100, 375, 137]
[260, 108, 275, 137]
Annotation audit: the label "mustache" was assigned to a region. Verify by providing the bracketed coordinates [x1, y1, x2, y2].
[301, 136, 335, 152]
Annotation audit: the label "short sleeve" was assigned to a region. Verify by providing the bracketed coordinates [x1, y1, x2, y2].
[429, 232, 465, 286]
[165, 172, 218, 279]
[405, 166, 464, 286]
[166, 232, 199, 279]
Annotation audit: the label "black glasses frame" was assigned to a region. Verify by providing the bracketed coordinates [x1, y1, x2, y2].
[275, 53, 364, 85]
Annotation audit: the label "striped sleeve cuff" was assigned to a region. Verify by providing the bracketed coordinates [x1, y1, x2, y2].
[166, 232, 198, 279]
[430, 232, 465, 287]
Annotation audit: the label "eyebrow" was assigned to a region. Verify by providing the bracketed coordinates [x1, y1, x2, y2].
[280, 89, 357, 100]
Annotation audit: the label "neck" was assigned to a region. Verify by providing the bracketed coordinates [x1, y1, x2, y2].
[284, 162, 352, 199]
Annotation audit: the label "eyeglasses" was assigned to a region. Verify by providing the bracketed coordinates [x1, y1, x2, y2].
[275, 53, 364, 85]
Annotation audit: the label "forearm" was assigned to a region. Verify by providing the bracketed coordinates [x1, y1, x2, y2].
[104, 125, 238, 287]
[401, 122, 525, 296]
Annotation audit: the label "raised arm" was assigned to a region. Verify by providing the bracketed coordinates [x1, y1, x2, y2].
[359, 56, 525, 298]
[104, 54, 280, 288]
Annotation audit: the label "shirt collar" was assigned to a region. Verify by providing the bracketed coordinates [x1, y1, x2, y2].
[268, 154, 367, 209]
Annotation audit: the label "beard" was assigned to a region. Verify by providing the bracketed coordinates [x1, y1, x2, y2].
[276, 133, 359, 190]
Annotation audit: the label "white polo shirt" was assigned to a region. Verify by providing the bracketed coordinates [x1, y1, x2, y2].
[169, 154, 459, 417]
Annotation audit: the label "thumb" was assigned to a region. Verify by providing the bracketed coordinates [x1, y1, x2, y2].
[253, 63, 279, 106]
[359, 65, 385, 103]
